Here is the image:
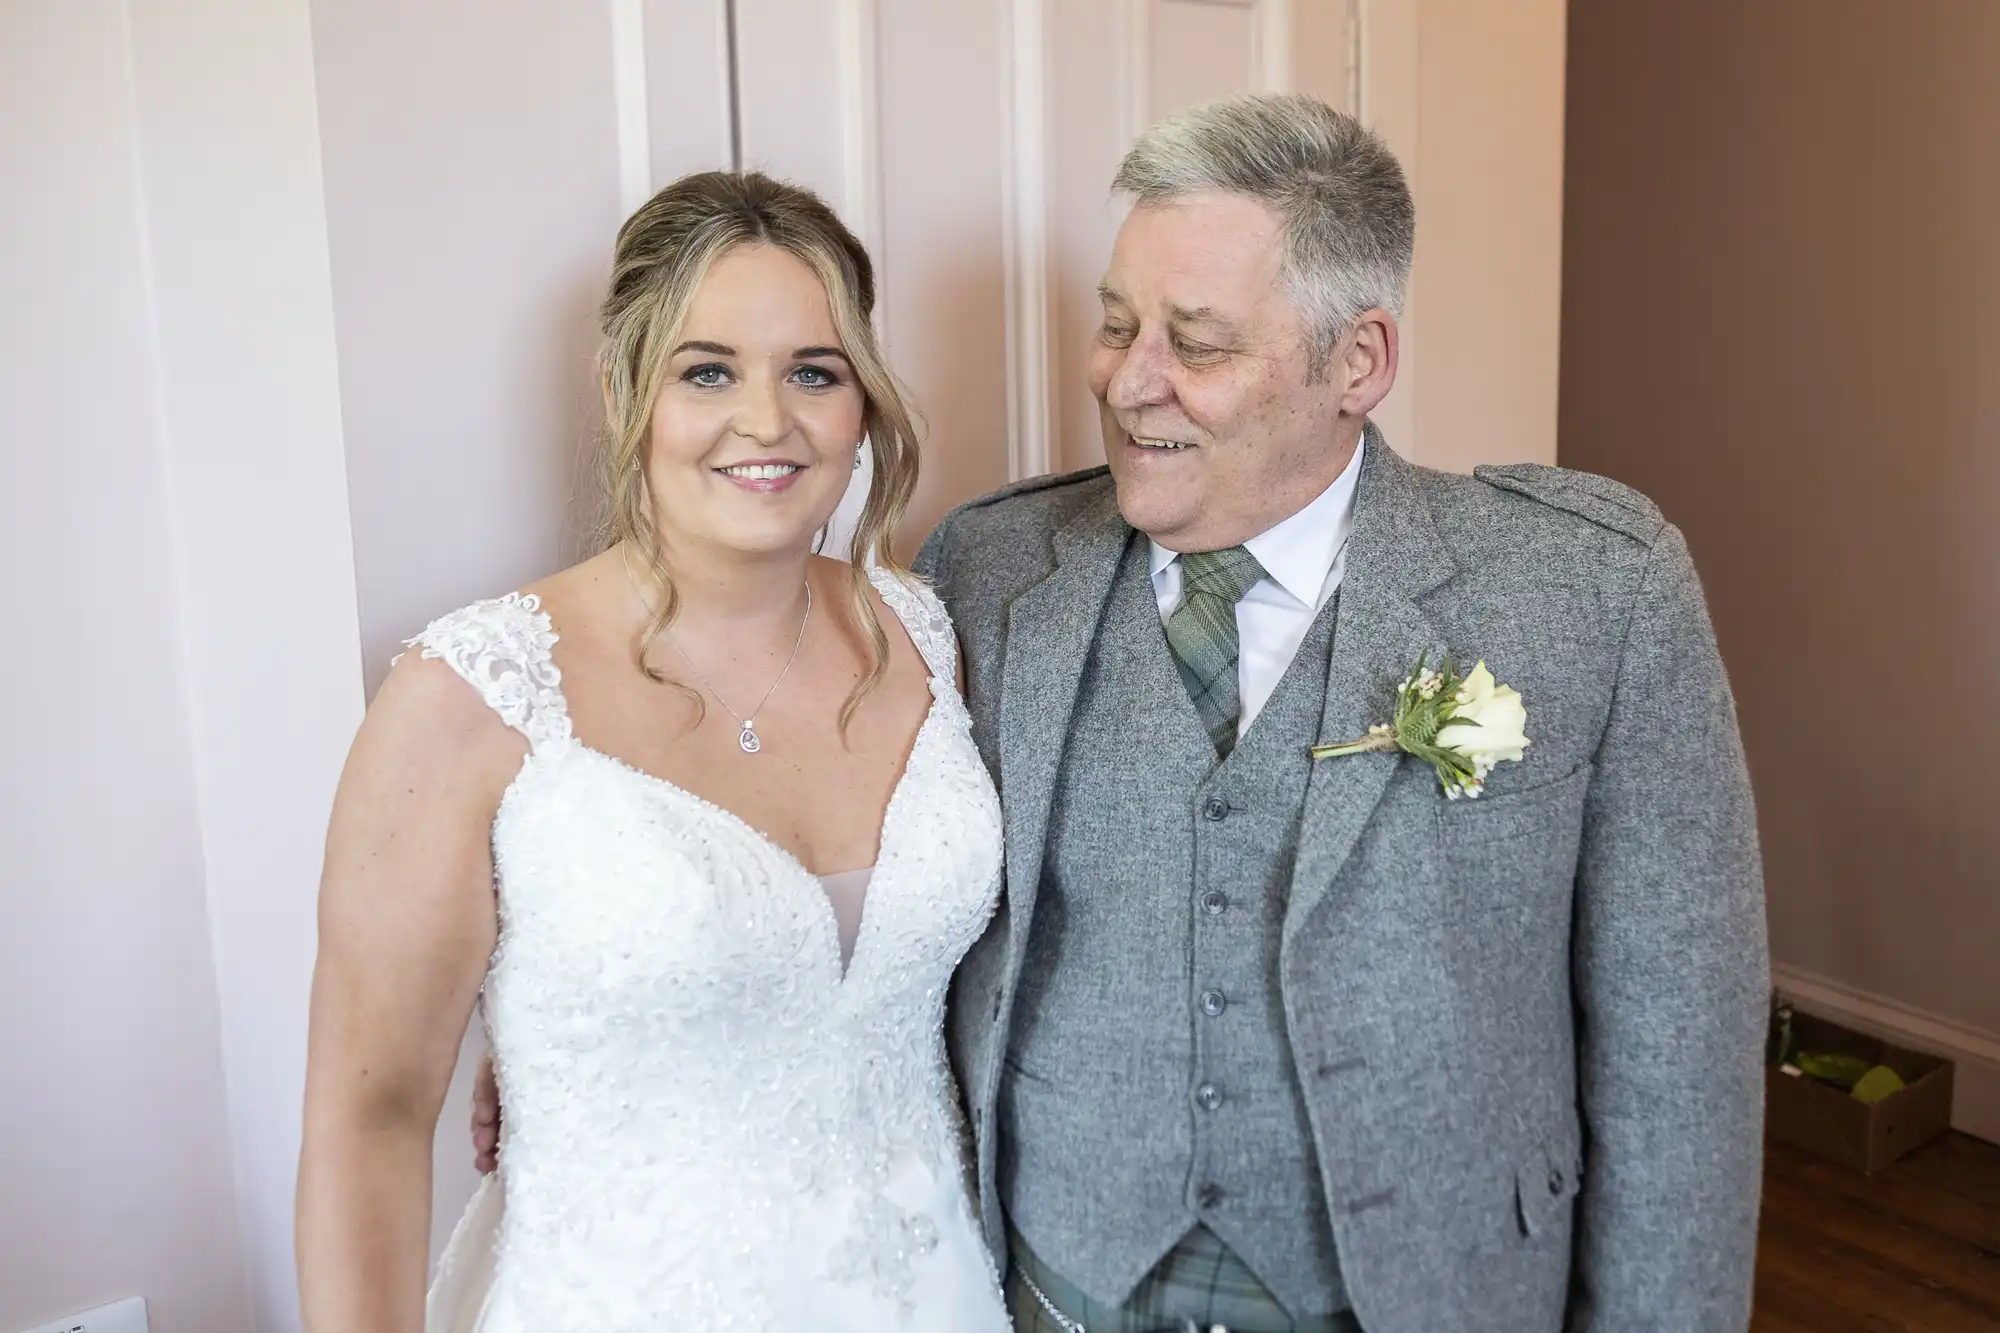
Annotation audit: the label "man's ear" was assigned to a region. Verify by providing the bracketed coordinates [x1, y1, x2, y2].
[1335, 309, 1399, 418]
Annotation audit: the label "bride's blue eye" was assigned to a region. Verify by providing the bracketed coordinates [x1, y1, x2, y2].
[791, 364, 841, 389]
[684, 363, 732, 388]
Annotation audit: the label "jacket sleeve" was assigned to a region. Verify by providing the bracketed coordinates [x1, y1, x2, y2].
[1570, 523, 1769, 1331]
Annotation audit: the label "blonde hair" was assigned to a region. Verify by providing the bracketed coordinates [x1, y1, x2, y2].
[596, 171, 920, 728]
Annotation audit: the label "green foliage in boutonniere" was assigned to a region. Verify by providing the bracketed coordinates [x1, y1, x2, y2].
[1310, 652, 1529, 799]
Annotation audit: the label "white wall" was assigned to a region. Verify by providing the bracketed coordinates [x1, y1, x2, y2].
[0, 5, 252, 1331]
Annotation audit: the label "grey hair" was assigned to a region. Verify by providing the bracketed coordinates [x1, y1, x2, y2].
[1113, 92, 1414, 372]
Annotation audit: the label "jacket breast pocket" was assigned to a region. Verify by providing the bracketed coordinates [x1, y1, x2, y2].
[1437, 764, 1591, 919]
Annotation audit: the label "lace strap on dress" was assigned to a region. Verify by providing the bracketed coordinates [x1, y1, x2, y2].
[866, 566, 958, 684]
[400, 593, 573, 751]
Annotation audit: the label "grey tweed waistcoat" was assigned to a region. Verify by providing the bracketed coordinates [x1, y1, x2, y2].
[998, 534, 1347, 1318]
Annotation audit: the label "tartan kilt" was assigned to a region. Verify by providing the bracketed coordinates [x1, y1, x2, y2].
[1004, 1224, 1360, 1333]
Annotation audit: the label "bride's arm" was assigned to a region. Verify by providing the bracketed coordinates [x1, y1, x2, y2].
[297, 653, 519, 1332]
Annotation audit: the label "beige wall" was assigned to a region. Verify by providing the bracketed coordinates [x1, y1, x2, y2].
[0, 5, 252, 1330]
[1560, 1, 2000, 1118]
[1408, 0, 1567, 474]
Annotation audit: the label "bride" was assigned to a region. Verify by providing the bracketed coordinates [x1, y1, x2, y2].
[296, 171, 1010, 1332]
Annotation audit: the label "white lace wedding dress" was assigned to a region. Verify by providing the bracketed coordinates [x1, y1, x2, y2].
[410, 567, 1010, 1333]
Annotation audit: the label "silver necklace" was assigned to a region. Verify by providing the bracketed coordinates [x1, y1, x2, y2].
[622, 551, 813, 755]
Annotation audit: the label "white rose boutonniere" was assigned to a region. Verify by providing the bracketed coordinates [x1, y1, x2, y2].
[1310, 653, 1529, 799]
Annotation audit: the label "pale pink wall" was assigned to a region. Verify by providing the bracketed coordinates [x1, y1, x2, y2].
[877, 0, 1014, 542]
[123, 0, 368, 1322]
[0, 5, 251, 1331]
[1048, 0, 1135, 476]
[311, 0, 628, 693]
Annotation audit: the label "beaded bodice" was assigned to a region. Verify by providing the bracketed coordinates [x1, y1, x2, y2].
[410, 567, 1005, 1331]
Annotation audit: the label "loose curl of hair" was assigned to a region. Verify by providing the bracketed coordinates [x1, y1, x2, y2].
[596, 171, 921, 732]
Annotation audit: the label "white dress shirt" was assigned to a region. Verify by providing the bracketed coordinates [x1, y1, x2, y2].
[1150, 438, 1364, 737]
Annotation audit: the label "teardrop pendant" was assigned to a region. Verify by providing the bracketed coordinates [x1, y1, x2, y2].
[737, 723, 762, 755]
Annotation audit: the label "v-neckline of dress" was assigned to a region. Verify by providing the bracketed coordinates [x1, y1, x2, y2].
[511, 565, 950, 993]
[561, 688, 940, 991]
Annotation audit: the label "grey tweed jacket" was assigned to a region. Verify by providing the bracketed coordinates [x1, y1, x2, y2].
[915, 430, 1769, 1333]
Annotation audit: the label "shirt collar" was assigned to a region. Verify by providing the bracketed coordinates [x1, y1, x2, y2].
[1149, 435, 1366, 608]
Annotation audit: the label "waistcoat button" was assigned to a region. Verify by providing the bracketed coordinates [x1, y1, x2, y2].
[1202, 795, 1230, 821]
[1199, 890, 1229, 916]
[1200, 989, 1227, 1017]
[1197, 1182, 1225, 1209]
[1194, 1081, 1225, 1111]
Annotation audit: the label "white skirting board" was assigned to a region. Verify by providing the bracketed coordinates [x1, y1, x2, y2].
[18, 1297, 148, 1333]
[1771, 962, 2000, 1147]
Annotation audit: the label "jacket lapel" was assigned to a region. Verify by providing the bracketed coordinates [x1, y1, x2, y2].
[1284, 426, 1459, 950]
[997, 489, 1131, 949]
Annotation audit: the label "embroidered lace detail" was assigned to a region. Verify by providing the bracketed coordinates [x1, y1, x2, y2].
[403, 593, 572, 752]
[420, 578, 1007, 1332]
[868, 566, 957, 684]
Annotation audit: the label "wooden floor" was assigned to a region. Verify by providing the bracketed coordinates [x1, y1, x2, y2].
[1753, 1132, 2000, 1331]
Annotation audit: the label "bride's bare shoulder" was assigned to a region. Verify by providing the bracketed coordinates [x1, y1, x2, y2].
[520, 546, 624, 617]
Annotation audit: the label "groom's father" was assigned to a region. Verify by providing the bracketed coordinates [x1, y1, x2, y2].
[917, 94, 1767, 1332]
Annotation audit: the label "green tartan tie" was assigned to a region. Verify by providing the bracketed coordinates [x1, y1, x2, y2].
[1164, 545, 1268, 756]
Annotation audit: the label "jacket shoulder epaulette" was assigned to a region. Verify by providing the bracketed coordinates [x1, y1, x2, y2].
[915, 466, 1112, 580]
[936, 465, 1111, 525]
[1471, 462, 1665, 545]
